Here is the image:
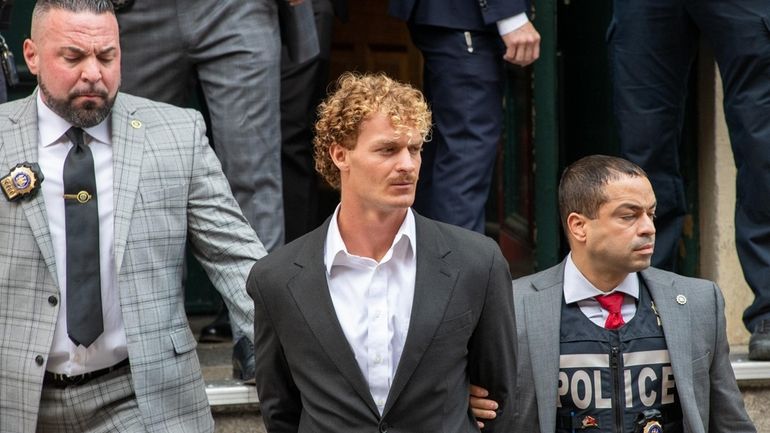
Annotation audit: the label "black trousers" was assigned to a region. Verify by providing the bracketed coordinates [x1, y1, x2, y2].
[280, 0, 336, 242]
[409, 24, 505, 234]
[610, 0, 770, 330]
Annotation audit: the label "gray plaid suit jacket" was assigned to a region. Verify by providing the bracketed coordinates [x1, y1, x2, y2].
[0, 92, 266, 433]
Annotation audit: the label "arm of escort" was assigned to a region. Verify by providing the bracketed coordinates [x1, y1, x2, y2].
[470, 384, 499, 429]
[466, 245, 516, 432]
[186, 110, 266, 344]
[248, 267, 302, 433]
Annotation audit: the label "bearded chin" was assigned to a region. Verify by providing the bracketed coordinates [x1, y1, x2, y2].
[38, 80, 117, 128]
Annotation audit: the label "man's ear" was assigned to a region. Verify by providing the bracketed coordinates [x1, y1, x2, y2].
[567, 212, 589, 243]
[330, 143, 349, 172]
[23, 39, 39, 76]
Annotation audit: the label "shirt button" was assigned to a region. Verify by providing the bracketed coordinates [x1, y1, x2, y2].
[374, 355, 382, 364]
[35, 355, 44, 366]
[48, 296, 58, 306]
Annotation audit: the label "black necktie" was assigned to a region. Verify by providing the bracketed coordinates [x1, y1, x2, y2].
[64, 127, 103, 347]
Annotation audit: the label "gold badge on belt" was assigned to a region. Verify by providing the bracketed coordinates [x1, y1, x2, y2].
[1, 163, 44, 202]
[643, 420, 663, 433]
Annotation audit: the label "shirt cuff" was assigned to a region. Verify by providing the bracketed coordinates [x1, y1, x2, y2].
[496, 13, 529, 36]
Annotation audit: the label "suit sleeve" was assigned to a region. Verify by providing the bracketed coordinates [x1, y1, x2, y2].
[185, 110, 267, 344]
[708, 283, 756, 433]
[467, 242, 516, 432]
[481, 0, 529, 25]
[248, 266, 303, 433]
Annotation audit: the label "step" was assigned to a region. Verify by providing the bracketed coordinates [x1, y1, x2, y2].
[200, 348, 770, 407]
[191, 313, 770, 431]
[732, 354, 770, 383]
[206, 380, 258, 406]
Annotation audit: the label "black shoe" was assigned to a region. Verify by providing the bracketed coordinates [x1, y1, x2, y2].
[232, 336, 256, 384]
[748, 319, 770, 360]
[198, 308, 232, 343]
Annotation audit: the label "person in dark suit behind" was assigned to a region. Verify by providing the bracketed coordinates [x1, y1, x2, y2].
[607, 0, 770, 361]
[470, 155, 755, 433]
[388, 0, 540, 234]
[114, 0, 319, 379]
[0, 1, 266, 431]
[248, 72, 516, 432]
[280, 0, 347, 242]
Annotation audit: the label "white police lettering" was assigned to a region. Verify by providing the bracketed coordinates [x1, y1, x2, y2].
[571, 370, 592, 409]
[557, 371, 568, 408]
[624, 369, 633, 408]
[638, 367, 657, 406]
[594, 370, 612, 408]
[661, 366, 675, 404]
[558, 350, 676, 409]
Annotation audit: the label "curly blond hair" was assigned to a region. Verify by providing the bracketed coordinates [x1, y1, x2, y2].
[313, 72, 432, 189]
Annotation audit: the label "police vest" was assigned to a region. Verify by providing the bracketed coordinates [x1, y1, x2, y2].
[556, 280, 683, 433]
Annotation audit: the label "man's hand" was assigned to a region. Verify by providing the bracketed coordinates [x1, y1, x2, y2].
[469, 384, 499, 429]
[501, 21, 541, 66]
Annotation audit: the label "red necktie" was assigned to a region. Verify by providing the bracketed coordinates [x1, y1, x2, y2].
[595, 292, 626, 330]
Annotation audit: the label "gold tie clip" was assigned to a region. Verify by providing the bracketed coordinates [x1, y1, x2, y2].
[63, 190, 93, 204]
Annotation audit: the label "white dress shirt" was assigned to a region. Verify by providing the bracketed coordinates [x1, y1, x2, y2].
[563, 253, 639, 327]
[497, 13, 529, 36]
[324, 206, 417, 414]
[36, 93, 127, 375]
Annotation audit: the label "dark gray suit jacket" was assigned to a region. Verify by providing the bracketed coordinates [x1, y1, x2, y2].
[248, 212, 516, 432]
[513, 260, 756, 433]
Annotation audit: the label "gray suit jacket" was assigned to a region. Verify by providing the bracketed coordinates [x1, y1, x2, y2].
[513, 260, 755, 433]
[248, 213, 516, 432]
[0, 92, 266, 433]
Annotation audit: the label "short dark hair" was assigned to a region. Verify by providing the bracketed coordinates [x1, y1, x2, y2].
[33, 0, 114, 19]
[558, 155, 648, 232]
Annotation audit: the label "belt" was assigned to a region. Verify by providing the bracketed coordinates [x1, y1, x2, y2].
[43, 358, 130, 389]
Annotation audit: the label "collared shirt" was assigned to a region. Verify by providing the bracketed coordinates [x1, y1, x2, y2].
[563, 253, 639, 327]
[36, 92, 127, 375]
[324, 205, 417, 414]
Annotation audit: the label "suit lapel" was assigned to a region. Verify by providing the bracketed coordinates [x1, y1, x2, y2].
[288, 219, 379, 417]
[641, 269, 704, 433]
[383, 215, 458, 415]
[522, 263, 564, 433]
[110, 94, 145, 273]
[0, 93, 58, 282]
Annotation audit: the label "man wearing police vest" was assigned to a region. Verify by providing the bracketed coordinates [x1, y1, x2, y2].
[470, 155, 755, 433]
